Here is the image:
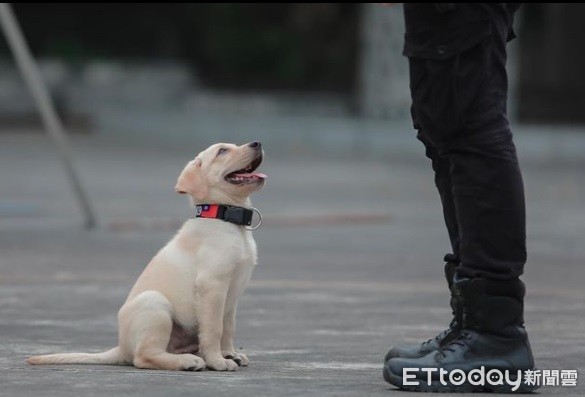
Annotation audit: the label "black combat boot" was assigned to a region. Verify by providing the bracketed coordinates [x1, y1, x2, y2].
[383, 277, 538, 393]
[385, 262, 460, 361]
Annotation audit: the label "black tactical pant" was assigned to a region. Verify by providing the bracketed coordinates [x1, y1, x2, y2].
[408, 16, 526, 280]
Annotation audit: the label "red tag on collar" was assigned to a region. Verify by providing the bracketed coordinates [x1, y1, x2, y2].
[195, 204, 219, 218]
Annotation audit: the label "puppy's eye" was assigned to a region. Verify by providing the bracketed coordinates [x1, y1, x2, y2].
[217, 148, 228, 156]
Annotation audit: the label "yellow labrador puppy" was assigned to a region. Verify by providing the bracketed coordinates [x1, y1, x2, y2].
[27, 142, 266, 371]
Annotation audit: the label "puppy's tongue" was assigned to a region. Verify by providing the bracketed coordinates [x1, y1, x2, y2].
[235, 172, 267, 178]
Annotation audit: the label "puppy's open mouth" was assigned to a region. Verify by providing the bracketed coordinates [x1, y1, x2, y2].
[225, 154, 266, 185]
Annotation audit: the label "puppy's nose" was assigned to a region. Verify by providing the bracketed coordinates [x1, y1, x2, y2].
[248, 141, 262, 149]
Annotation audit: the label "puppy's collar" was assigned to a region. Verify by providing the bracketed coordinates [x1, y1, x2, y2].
[194, 204, 262, 230]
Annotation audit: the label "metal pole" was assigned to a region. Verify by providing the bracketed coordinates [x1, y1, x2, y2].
[0, 3, 97, 228]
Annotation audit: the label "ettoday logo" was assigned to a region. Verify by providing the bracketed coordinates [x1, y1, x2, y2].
[403, 367, 578, 389]
[403, 367, 524, 391]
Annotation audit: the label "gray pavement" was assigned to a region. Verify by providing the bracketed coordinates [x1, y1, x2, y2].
[1, 125, 584, 396]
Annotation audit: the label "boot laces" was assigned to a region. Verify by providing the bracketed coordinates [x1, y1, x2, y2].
[421, 320, 457, 348]
[438, 329, 472, 356]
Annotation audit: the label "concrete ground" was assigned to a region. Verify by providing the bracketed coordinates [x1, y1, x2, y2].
[0, 126, 584, 396]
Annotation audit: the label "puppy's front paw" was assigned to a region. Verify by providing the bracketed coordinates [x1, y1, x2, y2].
[205, 356, 238, 371]
[223, 351, 249, 367]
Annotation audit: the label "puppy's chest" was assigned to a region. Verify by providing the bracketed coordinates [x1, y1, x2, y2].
[198, 229, 258, 271]
[235, 233, 258, 267]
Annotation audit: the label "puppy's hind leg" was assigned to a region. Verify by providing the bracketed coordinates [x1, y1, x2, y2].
[120, 291, 205, 371]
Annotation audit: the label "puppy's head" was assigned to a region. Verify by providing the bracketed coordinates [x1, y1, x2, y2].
[175, 141, 266, 204]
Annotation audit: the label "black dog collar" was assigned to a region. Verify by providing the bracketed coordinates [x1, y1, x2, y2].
[195, 204, 261, 229]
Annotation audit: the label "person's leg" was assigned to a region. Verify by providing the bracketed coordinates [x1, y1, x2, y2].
[405, 23, 526, 280]
[384, 12, 536, 392]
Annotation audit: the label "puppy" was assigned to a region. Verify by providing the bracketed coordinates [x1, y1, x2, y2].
[27, 141, 266, 371]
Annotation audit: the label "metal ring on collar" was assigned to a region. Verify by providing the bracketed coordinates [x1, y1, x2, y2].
[243, 207, 262, 230]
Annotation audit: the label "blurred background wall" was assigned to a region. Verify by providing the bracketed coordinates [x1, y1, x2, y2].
[0, 3, 584, 136]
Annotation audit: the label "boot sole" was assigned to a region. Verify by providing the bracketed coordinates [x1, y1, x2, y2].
[383, 363, 540, 393]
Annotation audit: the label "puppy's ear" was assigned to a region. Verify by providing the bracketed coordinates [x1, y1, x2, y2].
[175, 158, 208, 200]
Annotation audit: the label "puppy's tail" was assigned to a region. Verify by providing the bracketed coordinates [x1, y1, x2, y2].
[26, 346, 125, 366]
